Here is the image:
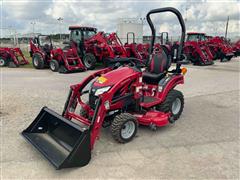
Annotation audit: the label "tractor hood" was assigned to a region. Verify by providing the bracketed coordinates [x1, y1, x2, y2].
[93, 67, 139, 87]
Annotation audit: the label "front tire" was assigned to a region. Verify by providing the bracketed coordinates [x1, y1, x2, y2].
[157, 90, 184, 120]
[32, 53, 45, 69]
[49, 59, 59, 72]
[111, 113, 138, 143]
[83, 53, 96, 70]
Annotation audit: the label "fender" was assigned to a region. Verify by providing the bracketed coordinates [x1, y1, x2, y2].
[33, 50, 45, 59]
[158, 74, 184, 102]
[140, 74, 184, 109]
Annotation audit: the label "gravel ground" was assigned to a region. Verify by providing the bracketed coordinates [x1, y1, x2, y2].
[0, 58, 239, 179]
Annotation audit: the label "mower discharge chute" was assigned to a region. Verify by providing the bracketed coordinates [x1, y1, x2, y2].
[0, 47, 29, 67]
[22, 7, 187, 169]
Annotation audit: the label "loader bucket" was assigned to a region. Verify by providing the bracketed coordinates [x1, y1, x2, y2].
[22, 107, 91, 169]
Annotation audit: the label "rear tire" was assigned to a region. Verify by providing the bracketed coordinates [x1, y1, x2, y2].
[157, 90, 184, 120]
[111, 113, 138, 143]
[32, 53, 45, 69]
[0, 58, 7, 67]
[83, 53, 96, 70]
[49, 60, 59, 72]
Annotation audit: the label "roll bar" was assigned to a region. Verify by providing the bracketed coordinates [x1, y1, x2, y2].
[146, 7, 186, 61]
[127, 32, 135, 44]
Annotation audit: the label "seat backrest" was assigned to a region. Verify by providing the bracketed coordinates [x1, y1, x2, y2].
[148, 50, 170, 74]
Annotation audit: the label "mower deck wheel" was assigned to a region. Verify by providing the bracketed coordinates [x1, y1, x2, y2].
[32, 53, 45, 69]
[83, 53, 96, 70]
[111, 113, 138, 143]
[0, 58, 6, 67]
[49, 60, 60, 72]
[157, 89, 184, 120]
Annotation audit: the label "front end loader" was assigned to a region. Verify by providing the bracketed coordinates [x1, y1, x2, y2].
[184, 32, 214, 66]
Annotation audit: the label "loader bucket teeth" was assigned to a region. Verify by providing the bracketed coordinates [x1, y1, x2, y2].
[22, 107, 91, 169]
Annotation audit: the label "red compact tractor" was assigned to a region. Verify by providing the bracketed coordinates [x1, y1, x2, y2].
[184, 32, 214, 65]
[30, 35, 85, 73]
[22, 7, 187, 169]
[207, 36, 234, 62]
[136, 43, 150, 60]
[0, 47, 29, 67]
[124, 32, 147, 61]
[69, 26, 128, 69]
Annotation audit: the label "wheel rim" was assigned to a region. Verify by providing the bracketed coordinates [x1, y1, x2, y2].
[0, 59, 5, 66]
[50, 62, 55, 70]
[33, 57, 39, 66]
[121, 121, 135, 139]
[84, 56, 92, 68]
[172, 98, 181, 115]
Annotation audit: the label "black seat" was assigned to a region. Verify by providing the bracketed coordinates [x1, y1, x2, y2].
[143, 51, 170, 84]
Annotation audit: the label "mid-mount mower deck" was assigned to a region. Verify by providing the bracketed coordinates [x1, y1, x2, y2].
[22, 7, 188, 169]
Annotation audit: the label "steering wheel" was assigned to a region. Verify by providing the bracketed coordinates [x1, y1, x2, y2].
[43, 44, 51, 52]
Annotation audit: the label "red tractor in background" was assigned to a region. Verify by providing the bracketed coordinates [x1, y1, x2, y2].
[30, 35, 85, 73]
[69, 26, 128, 69]
[124, 32, 148, 61]
[232, 40, 240, 56]
[136, 43, 150, 60]
[159, 32, 172, 56]
[158, 32, 188, 64]
[184, 32, 214, 65]
[207, 36, 234, 61]
[0, 47, 29, 67]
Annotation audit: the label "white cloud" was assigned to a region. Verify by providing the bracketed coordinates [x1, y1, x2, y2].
[1, 0, 239, 38]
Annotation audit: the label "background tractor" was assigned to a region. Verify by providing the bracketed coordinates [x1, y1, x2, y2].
[0, 47, 29, 67]
[69, 26, 128, 69]
[207, 36, 234, 62]
[30, 35, 85, 73]
[184, 32, 214, 65]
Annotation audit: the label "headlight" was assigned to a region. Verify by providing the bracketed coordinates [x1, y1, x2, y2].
[95, 86, 111, 96]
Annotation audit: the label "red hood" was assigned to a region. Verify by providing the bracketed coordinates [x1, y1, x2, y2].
[93, 67, 139, 87]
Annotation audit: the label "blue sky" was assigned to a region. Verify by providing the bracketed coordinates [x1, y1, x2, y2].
[1, 0, 239, 38]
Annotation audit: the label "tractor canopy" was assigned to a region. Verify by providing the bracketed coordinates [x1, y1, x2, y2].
[186, 32, 206, 42]
[69, 26, 97, 32]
